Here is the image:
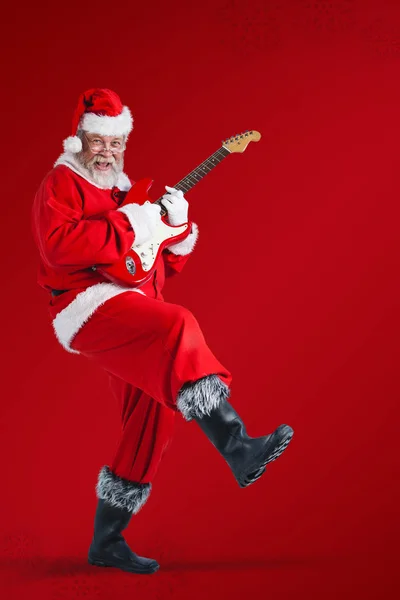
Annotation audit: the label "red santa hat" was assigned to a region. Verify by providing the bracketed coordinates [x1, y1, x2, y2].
[63, 88, 133, 153]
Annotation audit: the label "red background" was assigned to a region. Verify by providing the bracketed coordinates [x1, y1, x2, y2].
[1, 0, 399, 598]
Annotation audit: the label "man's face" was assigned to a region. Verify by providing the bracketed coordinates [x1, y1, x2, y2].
[77, 132, 126, 187]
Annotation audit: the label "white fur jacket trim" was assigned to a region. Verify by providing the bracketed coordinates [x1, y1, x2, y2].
[117, 204, 152, 246]
[52, 282, 144, 353]
[167, 222, 199, 255]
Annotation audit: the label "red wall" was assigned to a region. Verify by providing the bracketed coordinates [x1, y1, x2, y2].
[1, 1, 399, 598]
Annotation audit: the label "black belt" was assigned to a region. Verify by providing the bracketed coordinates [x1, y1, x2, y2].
[51, 289, 68, 297]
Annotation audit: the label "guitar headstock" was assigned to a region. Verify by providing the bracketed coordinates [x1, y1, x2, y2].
[222, 130, 261, 153]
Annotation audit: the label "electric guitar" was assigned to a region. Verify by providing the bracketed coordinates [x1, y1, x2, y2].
[98, 130, 261, 287]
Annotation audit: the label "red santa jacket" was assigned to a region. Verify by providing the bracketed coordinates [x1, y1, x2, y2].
[32, 154, 199, 352]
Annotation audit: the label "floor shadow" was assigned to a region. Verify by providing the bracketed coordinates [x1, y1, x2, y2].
[161, 555, 333, 572]
[0, 555, 95, 582]
[0, 553, 340, 581]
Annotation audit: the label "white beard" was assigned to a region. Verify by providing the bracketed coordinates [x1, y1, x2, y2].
[76, 154, 124, 189]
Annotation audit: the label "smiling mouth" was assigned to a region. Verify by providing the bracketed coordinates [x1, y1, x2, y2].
[95, 162, 112, 171]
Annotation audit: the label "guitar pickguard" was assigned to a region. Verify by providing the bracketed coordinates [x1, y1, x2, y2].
[134, 219, 189, 272]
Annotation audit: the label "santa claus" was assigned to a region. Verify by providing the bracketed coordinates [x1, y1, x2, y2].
[32, 88, 294, 575]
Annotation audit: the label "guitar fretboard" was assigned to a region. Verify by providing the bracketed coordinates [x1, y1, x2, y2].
[155, 146, 230, 203]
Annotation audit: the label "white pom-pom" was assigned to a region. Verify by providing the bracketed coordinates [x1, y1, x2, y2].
[63, 136, 82, 153]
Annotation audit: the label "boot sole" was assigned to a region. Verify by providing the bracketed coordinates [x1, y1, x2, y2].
[237, 424, 294, 488]
[88, 555, 160, 575]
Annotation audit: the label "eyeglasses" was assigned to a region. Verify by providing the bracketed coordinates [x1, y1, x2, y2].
[84, 133, 125, 154]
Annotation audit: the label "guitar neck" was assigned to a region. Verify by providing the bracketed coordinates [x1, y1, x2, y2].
[155, 146, 230, 203]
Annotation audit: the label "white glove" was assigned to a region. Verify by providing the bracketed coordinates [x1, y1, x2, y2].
[160, 185, 189, 226]
[118, 201, 161, 246]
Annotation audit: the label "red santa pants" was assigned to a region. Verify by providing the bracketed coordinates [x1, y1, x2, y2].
[71, 291, 232, 488]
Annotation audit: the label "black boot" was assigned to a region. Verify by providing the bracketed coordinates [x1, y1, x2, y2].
[193, 398, 294, 488]
[88, 499, 159, 574]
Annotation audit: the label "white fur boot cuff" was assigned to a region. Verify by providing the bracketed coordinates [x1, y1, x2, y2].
[177, 374, 230, 421]
[96, 466, 151, 514]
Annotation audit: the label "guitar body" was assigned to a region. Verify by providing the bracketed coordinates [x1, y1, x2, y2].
[98, 178, 190, 287]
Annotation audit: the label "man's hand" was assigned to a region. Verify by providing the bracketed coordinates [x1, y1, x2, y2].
[118, 201, 161, 246]
[161, 186, 189, 226]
